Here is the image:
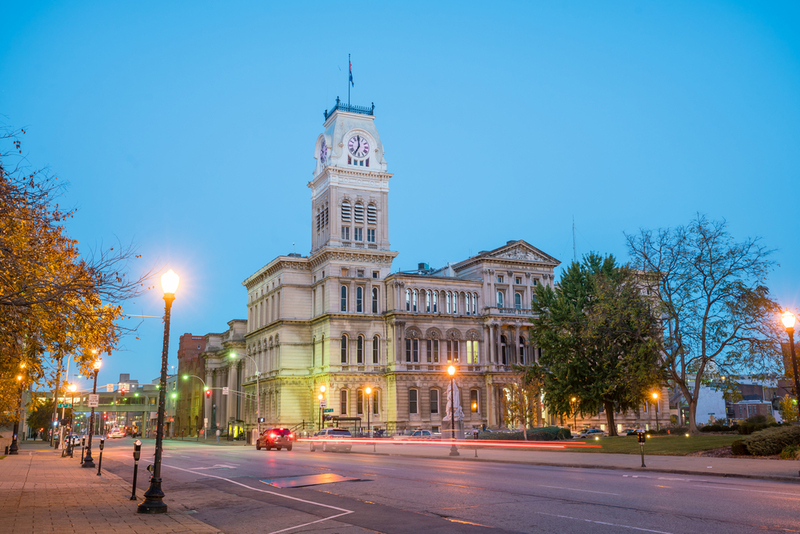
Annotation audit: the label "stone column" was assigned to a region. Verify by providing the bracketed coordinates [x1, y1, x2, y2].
[512, 325, 519, 365]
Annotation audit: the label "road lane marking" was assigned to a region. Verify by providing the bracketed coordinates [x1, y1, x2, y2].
[692, 484, 800, 498]
[533, 511, 672, 533]
[164, 463, 354, 534]
[539, 485, 620, 496]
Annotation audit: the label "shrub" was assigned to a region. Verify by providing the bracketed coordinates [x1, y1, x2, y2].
[779, 445, 799, 460]
[700, 424, 734, 432]
[747, 414, 767, 425]
[738, 422, 769, 435]
[741, 425, 800, 456]
[556, 428, 572, 440]
[731, 439, 748, 455]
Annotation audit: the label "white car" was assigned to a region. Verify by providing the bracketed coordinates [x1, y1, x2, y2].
[309, 428, 352, 452]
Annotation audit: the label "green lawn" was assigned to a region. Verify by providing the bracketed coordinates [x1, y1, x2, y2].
[566, 434, 739, 456]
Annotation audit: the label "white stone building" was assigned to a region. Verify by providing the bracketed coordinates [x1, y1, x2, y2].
[233, 100, 567, 435]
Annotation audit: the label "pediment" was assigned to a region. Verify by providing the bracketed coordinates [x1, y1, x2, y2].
[486, 241, 560, 265]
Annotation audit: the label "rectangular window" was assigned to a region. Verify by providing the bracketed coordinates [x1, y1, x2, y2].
[409, 389, 418, 415]
[406, 338, 411, 362]
[412, 339, 419, 362]
[447, 340, 459, 362]
[367, 229, 375, 242]
[430, 389, 439, 414]
[426, 339, 438, 363]
[533, 279, 539, 286]
[466, 340, 478, 364]
[372, 271, 379, 279]
[354, 227, 363, 241]
[470, 389, 479, 413]
[340, 390, 348, 415]
[497, 276, 503, 283]
[357, 269, 364, 277]
[341, 226, 350, 240]
[516, 277, 522, 285]
[357, 390, 363, 415]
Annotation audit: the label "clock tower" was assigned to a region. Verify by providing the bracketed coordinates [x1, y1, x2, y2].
[309, 99, 393, 257]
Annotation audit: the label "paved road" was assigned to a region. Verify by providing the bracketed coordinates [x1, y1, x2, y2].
[96, 438, 800, 533]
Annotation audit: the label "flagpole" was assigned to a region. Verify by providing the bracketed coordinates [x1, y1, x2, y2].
[348, 53, 351, 107]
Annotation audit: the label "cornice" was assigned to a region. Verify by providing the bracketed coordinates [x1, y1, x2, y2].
[243, 256, 310, 289]
[308, 247, 398, 269]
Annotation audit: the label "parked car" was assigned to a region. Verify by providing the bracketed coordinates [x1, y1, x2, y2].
[309, 428, 352, 452]
[408, 429, 436, 440]
[107, 427, 126, 439]
[67, 434, 82, 446]
[576, 429, 605, 439]
[256, 428, 294, 451]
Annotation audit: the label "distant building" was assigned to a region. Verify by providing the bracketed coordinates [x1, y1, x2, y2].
[176, 333, 207, 436]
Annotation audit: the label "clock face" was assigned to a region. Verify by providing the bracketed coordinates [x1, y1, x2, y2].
[347, 135, 370, 158]
[319, 139, 328, 165]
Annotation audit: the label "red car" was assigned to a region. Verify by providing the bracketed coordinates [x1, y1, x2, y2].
[256, 428, 294, 451]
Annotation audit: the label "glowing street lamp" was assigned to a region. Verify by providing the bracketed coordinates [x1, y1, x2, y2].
[571, 397, 578, 431]
[447, 365, 459, 457]
[781, 311, 800, 420]
[82, 359, 102, 468]
[139, 269, 179, 514]
[652, 392, 659, 431]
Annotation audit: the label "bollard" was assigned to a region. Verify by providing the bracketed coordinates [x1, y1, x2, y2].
[130, 440, 142, 500]
[80, 437, 86, 464]
[637, 431, 646, 468]
[96, 437, 105, 476]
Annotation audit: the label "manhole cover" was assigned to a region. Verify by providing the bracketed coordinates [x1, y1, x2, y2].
[261, 473, 362, 488]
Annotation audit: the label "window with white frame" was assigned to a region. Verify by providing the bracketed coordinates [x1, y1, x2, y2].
[354, 227, 363, 241]
[446, 292, 452, 313]
[413, 289, 418, 312]
[472, 293, 477, 315]
[453, 293, 458, 314]
[340, 389, 348, 415]
[426, 290, 431, 312]
[466, 340, 479, 364]
[430, 389, 439, 414]
[470, 389, 479, 413]
[406, 337, 419, 363]
[427, 339, 439, 363]
[341, 226, 350, 240]
[340, 335, 348, 363]
[341, 285, 348, 312]
[433, 291, 438, 313]
[409, 389, 418, 415]
[515, 277, 522, 285]
[515, 292, 522, 309]
[406, 289, 411, 311]
[372, 335, 379, 364]
[356, 286, 363, 312]
[447, 340, 459, 362]
[496, 290, 504, 307]
[367, 228, 375, 242]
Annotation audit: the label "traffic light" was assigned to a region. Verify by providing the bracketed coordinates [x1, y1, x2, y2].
[205, 390, 212, 398]
[103, 412, 107, 420]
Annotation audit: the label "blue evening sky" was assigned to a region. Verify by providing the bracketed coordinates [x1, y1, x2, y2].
[2, 1, 798, 390]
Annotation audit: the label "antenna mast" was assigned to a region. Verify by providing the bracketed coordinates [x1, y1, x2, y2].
[572, 216, 577, 262]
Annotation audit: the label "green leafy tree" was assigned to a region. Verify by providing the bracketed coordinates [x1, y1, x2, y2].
[778, 395, 798, 424]
[505, 364, 545, 439]
[529, 253, 663, 436]
[26, 396, 55, 439]
[626, 215, 783, 434]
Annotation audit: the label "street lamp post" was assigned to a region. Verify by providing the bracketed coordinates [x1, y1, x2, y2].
[82, 360, 102, 468]
[182, 374, 209, 438]
[318, 385, 326, 431]
[447, 365, 459, 457]
[138, 269, 179, 514]
[652, 392, 659, 431]
[230, 353, 261, 437]
[365, 387, 372, 439]
[781, 311, 800, 421]
[9, 370, 25, 455]
[571, 397, 577, 431]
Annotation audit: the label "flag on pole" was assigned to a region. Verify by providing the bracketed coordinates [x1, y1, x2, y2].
[349, 57, 354, 87]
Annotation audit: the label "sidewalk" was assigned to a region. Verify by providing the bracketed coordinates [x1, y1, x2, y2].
[0, 442, 221, 534]
[341, 440, 800, 483]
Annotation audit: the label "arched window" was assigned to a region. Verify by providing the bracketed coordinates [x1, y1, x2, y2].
[372, 335, 380, 364]
[429, 389, 440, 415]
[354, 202, 364, 223]
[341, 285, 348, 312]
[413, 289, 418, 312]
[341, 201, 351, 221]
[496, 291, 504, 308]
[357, 389, 364, 415]
[312, 336, 316, 367]
[406, 289, 411, 311]
[519, 336, 526, 364]
[357, 335, 364, 364]
[500, 335, 507, 364]
[426, 290, 431, 312]
[433, 291, 438, 313]
[514, 292, 522, 309]
[340, 335, 348, 364]
[372, 287, 379, 313]
[470, 389, 480, 413]
[356, 286, 363, 313]
[446, 292, 452, 314]
[367, 204, 377, 225]
[340, 389, 348, 415]
[453, 292, 458, 314]
[409, 389, 419, 415]
[472, 293, 478, 315]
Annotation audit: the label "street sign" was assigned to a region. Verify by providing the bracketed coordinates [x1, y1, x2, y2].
[320, 399, 327, 408]
[57, 403, 72, 408]
[222, 387, 229, 395]
[323, 408, 334, 413]
[204, 418, 209, 428]
[88, 394, 99, 408]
